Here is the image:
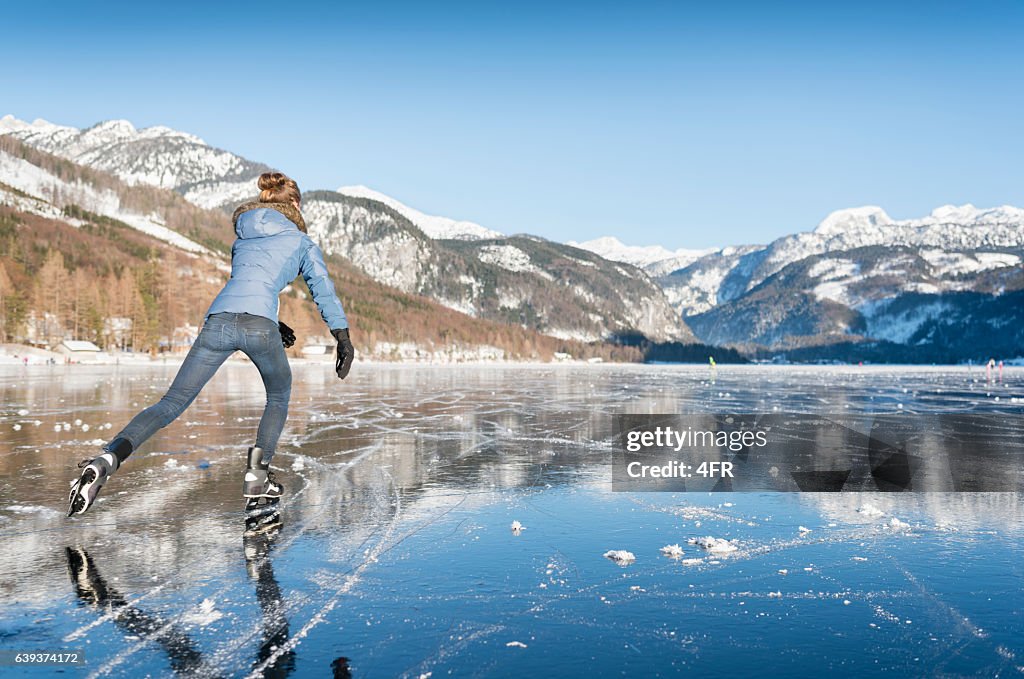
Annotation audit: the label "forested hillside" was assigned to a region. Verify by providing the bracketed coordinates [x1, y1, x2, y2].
[0, 137, 639, 362]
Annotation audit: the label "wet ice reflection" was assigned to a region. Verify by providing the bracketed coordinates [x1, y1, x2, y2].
[0, 364, 1022, 677]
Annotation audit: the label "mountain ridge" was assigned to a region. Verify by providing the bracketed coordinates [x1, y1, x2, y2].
[0, 135, 644, 362]
[1, 115, 693, 344]
[6, 113, 1020, 359]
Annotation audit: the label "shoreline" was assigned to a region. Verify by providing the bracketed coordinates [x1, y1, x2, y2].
[3, 343, 1021, 369]
[1, 357, 1022, 373]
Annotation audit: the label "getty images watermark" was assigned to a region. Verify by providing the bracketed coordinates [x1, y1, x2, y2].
[612, 414, 1024, 492]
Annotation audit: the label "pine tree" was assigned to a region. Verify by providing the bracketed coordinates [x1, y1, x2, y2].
[0, 261, 11, 341]
[33, 249, 72, 347]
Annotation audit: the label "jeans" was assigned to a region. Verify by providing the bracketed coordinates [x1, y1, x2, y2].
[111, 312, 292, 460]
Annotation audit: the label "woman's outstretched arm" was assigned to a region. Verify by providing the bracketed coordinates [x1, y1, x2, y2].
[299, 240, 353, 379]
[298, 241, 348, 331]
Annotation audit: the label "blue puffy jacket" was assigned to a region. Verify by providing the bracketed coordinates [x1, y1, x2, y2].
[205, 204, 348, 330]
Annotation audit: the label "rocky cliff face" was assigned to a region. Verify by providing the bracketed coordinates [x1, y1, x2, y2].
[303, 192, 693, 342]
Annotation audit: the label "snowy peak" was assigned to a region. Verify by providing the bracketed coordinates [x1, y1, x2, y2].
[139, 125, 205, 143]
[929, 203, 980, 223]
[569, 236, 673, 265]
[0, 116, 205, 149]
[922, 203, 1024, 226]
[569, 235, 714, 273]
[1, 114, 268, 208]
[0, 115, 74, 136]
[811, 203, 1024, 235]
[337, 185, 501, 241]
[814, 206, 894, 235]
[82, 118, 138, 140]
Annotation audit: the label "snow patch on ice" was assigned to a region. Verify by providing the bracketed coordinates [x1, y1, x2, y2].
[857, 504, 885, 518]
[603, 549, 636, 564]
[886, 517, 911, 531]
[660, 544, 684, 558]
[181, 598, 223, 627]
[688, 536, 738, 553]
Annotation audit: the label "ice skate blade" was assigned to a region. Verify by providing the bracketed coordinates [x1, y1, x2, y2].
[245, 496, 281, 513]
[244, 510, 282, 536]
[67, 468, 100, 517]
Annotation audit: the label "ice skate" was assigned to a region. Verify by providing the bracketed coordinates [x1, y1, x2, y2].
[243, 446, 283, 512]
[67, 452, 119, 517]
[67, 438, 132, 517]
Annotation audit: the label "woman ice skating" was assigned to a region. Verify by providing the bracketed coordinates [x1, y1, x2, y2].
[67, 172, 355, 517]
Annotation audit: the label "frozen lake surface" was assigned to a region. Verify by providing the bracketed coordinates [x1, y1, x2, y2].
[1, 363, 1023, 677]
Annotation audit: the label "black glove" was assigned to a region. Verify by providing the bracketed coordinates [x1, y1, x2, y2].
[279, 321, 296, 349]
[331, 328, 354, 379]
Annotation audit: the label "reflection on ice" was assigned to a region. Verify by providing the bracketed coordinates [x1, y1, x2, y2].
[0, 364, 1022, 676]
[808, 491, 1024, 532]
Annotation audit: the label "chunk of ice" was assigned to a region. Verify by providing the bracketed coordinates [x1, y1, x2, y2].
[857, 504, 885, 518]
[603, 550, 636, 564]
[660, 544, 684, 558]
[688, 536, 738, 553]
[181, 598, 223, 627]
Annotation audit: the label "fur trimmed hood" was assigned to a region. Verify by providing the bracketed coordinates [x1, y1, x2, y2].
[232, 201, 307, 233]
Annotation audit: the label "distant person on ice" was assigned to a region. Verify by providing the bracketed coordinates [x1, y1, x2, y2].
[67, 172, 354, 516]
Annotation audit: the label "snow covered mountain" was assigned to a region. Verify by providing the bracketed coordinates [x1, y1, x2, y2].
[0, 115, 270, 210]
[667, 204, 1024, 315]
[568, 236, 713, 276]
[0, 136, 660, 361]
[303, 191, 693, 342]
[337, 185, 500, 241]
[10, 112, 1017, 357]
[666, 205, 1024, 356]
[660, 204, 1024, 317]
[0, 116, 502, 239]
[2, 114, 693, 344]
[0, 135, 226, 257]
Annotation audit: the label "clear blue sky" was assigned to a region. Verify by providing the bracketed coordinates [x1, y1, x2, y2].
[3, 1, 1023, 248]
